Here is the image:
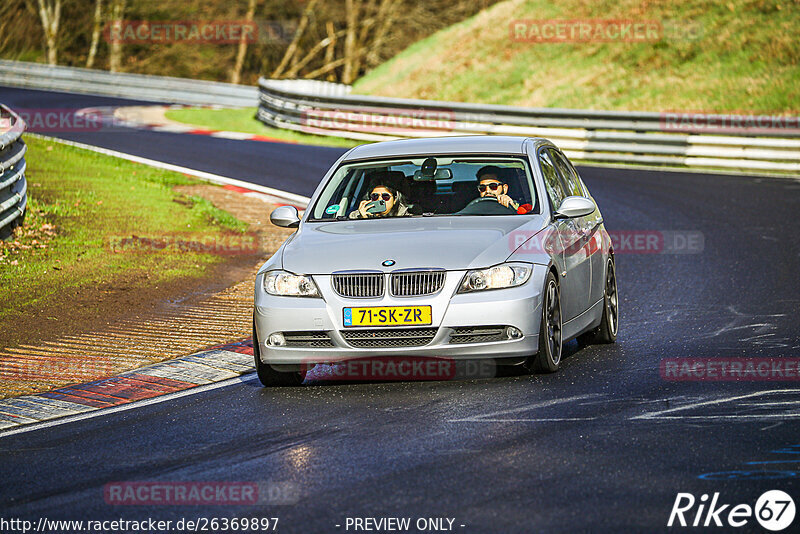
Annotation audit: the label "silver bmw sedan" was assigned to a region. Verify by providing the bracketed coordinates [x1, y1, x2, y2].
[253, 136, 618, 386]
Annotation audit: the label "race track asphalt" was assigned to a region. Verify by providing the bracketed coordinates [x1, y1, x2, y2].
[1, 86, 799, 533]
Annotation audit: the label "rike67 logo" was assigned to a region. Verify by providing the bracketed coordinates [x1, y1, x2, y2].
[668, 490, 795, 530]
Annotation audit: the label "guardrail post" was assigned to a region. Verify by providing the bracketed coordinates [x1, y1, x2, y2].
[0, 104, 28, 240]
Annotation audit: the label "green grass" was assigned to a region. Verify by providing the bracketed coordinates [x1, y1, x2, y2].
[354, 0, 799, 112]
[164, 107, 361, 148]
[0, 137, 248, 318]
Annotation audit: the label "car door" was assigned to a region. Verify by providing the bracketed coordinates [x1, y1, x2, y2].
[550, 149, 605, 307]
[537, 148, 584, 322]
[547, 148, 594, 319]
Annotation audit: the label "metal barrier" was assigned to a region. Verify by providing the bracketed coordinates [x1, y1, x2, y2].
[257, 78, 800, 173]
[0, 105, 27, 238]
[0, 60, 256, 108]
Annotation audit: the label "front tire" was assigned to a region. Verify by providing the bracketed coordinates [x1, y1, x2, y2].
[528, 271, 562, 373]
[253, 316, 305, 387]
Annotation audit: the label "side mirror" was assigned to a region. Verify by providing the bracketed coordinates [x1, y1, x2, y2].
[553, 196, 595, 219]
[270, 205, 300, 228]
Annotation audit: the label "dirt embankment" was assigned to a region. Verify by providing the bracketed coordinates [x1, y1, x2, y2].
[0, 185, 294, 398]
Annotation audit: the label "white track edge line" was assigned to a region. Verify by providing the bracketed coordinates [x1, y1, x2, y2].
[25, 133, 311, 205]
[0, 372, 258, 438]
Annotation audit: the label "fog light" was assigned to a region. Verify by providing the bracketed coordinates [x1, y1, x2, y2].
[268, 333, 286, 346]
[506, 326, 523, 340]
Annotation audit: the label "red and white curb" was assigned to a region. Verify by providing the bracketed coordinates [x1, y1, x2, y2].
[0, 340, 256, 433]
[101, 104, 300, 144]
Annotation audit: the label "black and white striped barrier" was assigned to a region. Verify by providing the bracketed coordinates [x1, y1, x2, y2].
[257, 78, 800, 174]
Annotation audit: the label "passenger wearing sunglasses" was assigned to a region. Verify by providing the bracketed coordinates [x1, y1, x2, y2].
[350, 185, 414, 219]
[476, 166, 533, 215]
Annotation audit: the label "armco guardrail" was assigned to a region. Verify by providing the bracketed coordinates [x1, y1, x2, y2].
[0, 105, 27, 239]
[0, 60, 256, 107]
[257, 78, 800, 173]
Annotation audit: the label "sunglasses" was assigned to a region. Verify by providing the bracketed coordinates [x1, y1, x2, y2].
[370, 193, 393, 201]
[478, 183, 503, 192]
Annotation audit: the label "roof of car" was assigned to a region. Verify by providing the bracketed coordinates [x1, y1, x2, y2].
[344, 136, 549, 161]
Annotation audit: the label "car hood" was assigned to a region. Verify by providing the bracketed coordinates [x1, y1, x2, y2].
[281, 216, 547, 274]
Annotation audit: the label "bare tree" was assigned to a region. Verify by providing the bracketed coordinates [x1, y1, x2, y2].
[341, 0, 359, 84]
[270, 0, 410, 83]
[365, 0, 401, 67]
[0, 3, 13, 54]
[108, 0, 125, 72]
[28, 0, 61, 65]
[4, 0, 498, 83]
[271, 0, 319, 79]
[85, 0, 102, 68]
[284, 27, 345, 78]
[230, 0, 257, 84]
[324, 21, 337, 81]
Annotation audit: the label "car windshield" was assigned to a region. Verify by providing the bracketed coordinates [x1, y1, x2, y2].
[307, 156, 539, 221]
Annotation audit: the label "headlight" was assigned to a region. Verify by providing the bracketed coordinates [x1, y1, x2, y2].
[458, 263, 531, 293]
[263, 270, 320, 297]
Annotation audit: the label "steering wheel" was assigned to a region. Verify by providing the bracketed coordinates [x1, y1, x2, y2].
[457, 196, 517, 215]
[464, 196, 499, 208]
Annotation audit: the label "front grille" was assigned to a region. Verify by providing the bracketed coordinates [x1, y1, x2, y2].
[341, 328, 438, 348]
[283, 331, 334, 348]
[390, 270, 446, 297]
[332, 272, 384, 298]
[449, 326, 508, 344]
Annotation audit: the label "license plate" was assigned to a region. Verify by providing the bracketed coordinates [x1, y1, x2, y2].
[343, 306, 432, 327]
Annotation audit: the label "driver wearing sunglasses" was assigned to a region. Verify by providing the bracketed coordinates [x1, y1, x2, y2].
[350, 185, 414, 219]
[476, 166, 533, 215]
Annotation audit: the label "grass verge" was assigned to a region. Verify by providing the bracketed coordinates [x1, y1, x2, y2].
[164, 107, 361, 148]
[0, 136, 248, 323]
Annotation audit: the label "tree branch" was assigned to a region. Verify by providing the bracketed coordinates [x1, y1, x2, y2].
[271, 0, 319, 78]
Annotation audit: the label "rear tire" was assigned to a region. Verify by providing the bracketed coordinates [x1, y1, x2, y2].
[528, 272, 562, 373]
[253, 316, 305, 387]
[578, 256, 619, 345]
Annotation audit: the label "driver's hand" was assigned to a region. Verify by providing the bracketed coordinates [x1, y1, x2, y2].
[358, 200, 370, 218]
[496, 194, 514, 208]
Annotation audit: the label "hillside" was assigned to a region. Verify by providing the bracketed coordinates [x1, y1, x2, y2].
[353, 0, 800, 112]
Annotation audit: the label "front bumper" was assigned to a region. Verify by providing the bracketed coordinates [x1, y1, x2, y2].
[254, 265, 547, 365]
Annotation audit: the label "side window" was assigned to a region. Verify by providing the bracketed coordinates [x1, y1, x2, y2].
[550, 149, 584, 197]
[538, 149, 566, 209]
